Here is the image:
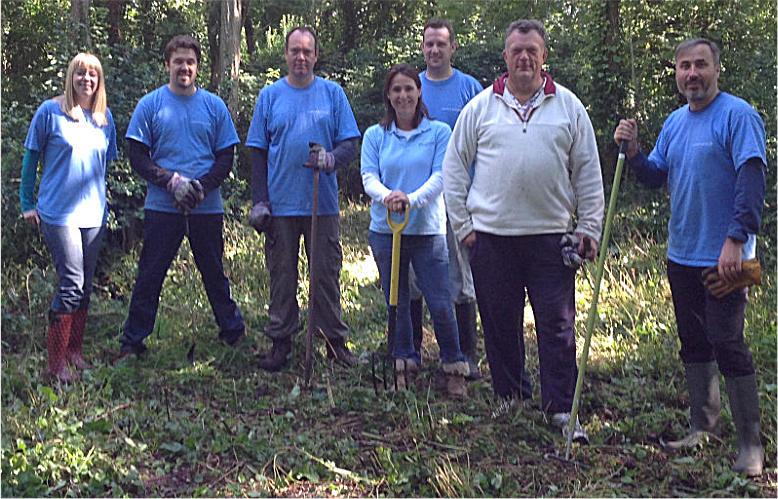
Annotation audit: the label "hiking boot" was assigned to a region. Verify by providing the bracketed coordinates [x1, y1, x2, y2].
[219, 328, 245, 347]
[113, 342, 148, 365]
[552, 412, 589, 444]
[326, 338, 358, 367]
[47, 311, 77, 383]
[442, 361, 469, 397]
[664, 362, 721, 450]
[257, 338, 292, 372]
[726, 374, 764, 477]
[67, 308, 92, 370]
[393, 358, 420, 391]
[455, 301, 481, 381]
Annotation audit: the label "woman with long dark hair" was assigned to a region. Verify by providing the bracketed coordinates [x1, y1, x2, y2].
[361, 64, 468, 396]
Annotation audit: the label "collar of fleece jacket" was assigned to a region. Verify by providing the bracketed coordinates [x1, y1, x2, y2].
[492, 70, 557, 96]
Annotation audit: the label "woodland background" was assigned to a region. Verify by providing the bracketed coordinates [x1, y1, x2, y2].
[1, 0, 776, 497]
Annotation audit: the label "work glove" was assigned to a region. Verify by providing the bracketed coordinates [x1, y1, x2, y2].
[701, 259, 762, 299]
[303, 142, 335, 173]
[248, 201, 272, 234]
[560, 233, 584, 269]
[175, 179, 205, 213]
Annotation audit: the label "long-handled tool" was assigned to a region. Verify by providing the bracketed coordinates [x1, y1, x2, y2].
[564, 141, 628, 460]
[370, 206, 409, 395]
[303, 146, 322, 387]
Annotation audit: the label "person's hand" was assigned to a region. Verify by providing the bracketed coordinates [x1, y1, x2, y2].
[383, 190, 409, 213]
[576, 233, 599, 262]
[304, 143, 335, 173]
[613, 119, 640, 158]
[560, 233, 583, 268]
[22, 209, 40, 227]
[717, 237, 743, 284]
[702, 259, 761, 299]
[173, 179, 205, 213]
[462, 232, 476, 248]
[249, 201, 272, 233]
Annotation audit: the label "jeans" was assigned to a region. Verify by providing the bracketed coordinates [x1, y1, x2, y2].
[667, 259, 754, 377]
[408, 218, 476, 304]
[121, 210, 244, 347]
[264, 216, 348, 341]
[369, 231, 464, 364]
[470, 232, 576, 412]
[41, 222, 105, 313]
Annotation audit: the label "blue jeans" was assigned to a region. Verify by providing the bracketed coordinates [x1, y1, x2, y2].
[40, 222, 105, 313]
[121, 210, 244, 348]
[369, 231, 464, 364]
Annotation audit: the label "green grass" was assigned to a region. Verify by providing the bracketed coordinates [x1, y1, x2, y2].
[2, 200, 776, 497]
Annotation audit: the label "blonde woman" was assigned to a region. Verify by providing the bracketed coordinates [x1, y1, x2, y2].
[20, 53, 117, 382]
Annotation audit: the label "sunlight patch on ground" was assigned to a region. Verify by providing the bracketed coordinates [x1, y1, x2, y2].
[342, 249, 379, 285]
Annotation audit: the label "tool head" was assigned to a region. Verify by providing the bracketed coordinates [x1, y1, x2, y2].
[386, 206, 410, 234]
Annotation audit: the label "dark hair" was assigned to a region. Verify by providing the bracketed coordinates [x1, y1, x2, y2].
[379, 64, 429, 130]
[423, 18, 455, 44]
[164, 35, 201, 63]
[505, 19, 547, 46]
[285, 26, 319, 55]
[675, 38, 721, 66]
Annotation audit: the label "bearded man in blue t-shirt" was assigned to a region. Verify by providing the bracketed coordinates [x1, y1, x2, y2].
[246, 26, 361, 371]
[118, 35, 245, 359]
[614, 38, 767, 477]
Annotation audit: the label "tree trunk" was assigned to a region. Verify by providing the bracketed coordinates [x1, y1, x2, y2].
[220, 0, 242, 118]
[105, 0, 126, 46]
[70, 0, 91, 47]
[242, 0, 254, 57]
[207, 1, 221, 92]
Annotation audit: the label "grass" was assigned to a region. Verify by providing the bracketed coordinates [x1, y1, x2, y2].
[1, 198, 776, 497]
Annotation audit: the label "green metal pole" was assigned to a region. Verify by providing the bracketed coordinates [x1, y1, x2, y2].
[564, 141, 628, 460]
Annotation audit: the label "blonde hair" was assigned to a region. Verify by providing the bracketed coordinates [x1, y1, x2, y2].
[59, 53, 108, 127]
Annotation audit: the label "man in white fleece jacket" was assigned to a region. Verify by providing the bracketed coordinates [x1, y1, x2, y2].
[443, 19, 604, 437]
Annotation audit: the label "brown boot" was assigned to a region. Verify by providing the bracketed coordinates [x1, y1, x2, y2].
[47, 311, 77, 382]
[257, 338, 292, 372]
[326, 337, 358, 367]
[393, 358, 420, 391]
[67, 308, 92, 370]
[442, 361, 469, 397]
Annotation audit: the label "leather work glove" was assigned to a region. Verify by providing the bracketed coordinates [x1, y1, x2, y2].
[560, 233, 584, 269]
[174, 179, 205, 213]
[249, 201, 272, 233]
[702, 259, 762, 299]
[303, 142, 335, 173]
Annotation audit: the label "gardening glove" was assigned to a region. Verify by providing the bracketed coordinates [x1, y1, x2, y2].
[174, 179, 205, 213]
[249, 201, 272, 234]
[702, 259, 761, 299]
[303, 142, 335, 173]
[560, 233, 584, 269]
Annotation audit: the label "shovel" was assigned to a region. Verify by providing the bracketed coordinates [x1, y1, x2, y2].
[564, 141, 628, 460]
[303, 143, 323, 387]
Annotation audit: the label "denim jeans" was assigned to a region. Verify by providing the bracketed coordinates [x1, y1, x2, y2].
[470, 232, 576, 412]
[369, 231, 464, 364]
[40, 222, 105, 313]
[121, 210, 244, 348]
[667, 259, 754, 377]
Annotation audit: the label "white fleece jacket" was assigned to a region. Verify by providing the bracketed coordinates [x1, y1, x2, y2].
[443, 72, 604, 242]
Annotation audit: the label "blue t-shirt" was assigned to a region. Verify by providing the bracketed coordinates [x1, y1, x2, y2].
[361, 118, 451, 235]
[420, 69, 483, 130]
[126, 85, 239, 214]
[649, 92, 767, 266]
[245, 77, 361, 216]
[24, 99, 118, 227]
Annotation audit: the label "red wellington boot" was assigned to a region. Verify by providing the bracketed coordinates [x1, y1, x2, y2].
[47, 312, 77, 382]
[68, 308, 92, 369]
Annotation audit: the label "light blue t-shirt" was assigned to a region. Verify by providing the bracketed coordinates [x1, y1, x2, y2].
[24, 99, 118, 227]
[126, 85, 239, 214]
[649, 92, 767, 266]
[245, 77, 361, 216]
[361, 118, 451, 235]
[420, 69, 483, 130]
